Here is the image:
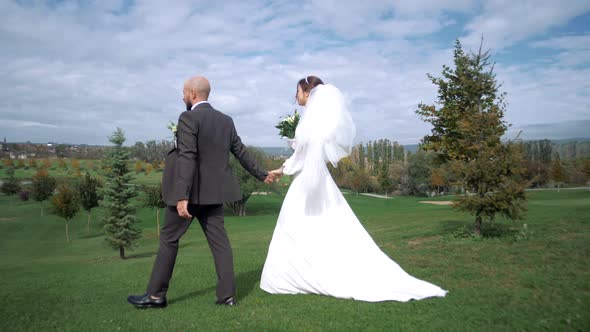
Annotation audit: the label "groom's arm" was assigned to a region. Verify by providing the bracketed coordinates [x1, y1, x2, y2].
[229, 120, 268, 181]
[175, 111, 198, 201]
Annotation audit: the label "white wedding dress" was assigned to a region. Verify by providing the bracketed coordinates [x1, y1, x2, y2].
[260, 84, 447, 302]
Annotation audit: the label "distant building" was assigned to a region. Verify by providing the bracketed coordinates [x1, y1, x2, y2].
[9, 152, 28, 159]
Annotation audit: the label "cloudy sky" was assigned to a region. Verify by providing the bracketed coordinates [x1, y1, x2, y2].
[1, 0, 589, 147]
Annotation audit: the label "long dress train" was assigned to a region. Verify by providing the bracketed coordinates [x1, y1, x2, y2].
[260, 84, 447, 302]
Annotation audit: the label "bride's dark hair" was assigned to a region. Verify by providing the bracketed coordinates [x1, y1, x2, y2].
[297, 75, 324, 94]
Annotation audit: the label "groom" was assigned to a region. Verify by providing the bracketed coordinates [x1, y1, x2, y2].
[128, 76, 275, 308]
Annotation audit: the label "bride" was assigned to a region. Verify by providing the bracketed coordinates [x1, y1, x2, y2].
[260, 76, 447, 302]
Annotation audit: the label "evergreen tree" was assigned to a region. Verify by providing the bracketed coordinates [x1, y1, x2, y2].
[101, 128, 142, 259]
[416, 39, 527, 234]
[78, 172, 100, 234]
[51, 183, 80, 243]
[31, 169, 56, 216]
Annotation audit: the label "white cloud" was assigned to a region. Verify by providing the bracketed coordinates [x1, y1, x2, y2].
[0, 119, 58, 128]
[391, 0, 474, 16]
[0, 0, 588, 147]
[462, 0, 590, 50]
[531, 35, 590, 67]
[532, 35, 590, 50]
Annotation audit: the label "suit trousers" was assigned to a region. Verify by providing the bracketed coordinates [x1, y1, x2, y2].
[146, 204, 235, 300]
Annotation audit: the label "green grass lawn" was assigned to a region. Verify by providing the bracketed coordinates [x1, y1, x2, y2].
[0, 163, 165, 186]
[0, 189, 588, 331]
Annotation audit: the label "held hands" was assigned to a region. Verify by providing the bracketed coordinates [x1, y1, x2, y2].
[264, 167, 284, 184]
[176, 200, 192, 219]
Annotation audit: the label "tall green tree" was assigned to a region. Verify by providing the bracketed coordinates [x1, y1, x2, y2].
[51, 183, 80, 242]
[101, 128, 142, 259]
[403, 151, 433, 196]
[358, 143, 366, 170]
[416, 39, 527, 234]
[227, 147, 267, 216]
[349, 166, 371, 194]
[78, 172, 100, 234]
[31, 169, 56, 216]
[379, 170, 395, 196]
[144, 183, 166, 236]
[1, 167, 21, 196]
[131, 141, 147, 161]
[366, 141, 374, 171]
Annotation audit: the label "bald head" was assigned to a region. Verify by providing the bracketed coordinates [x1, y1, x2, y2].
[184, 76, 211, 100]
[183, 76, 211, 110]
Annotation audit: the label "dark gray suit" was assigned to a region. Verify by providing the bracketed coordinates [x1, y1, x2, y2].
[147, 102, 267, 301]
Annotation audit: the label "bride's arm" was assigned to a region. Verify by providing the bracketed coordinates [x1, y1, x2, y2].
[281, 140, 306, 175]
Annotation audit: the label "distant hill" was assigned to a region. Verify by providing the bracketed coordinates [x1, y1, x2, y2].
[402, 144, 420, 153]
[547, 138, 590, 144]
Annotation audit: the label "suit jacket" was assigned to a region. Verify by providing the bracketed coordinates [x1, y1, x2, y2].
[161, 102, 268, 206]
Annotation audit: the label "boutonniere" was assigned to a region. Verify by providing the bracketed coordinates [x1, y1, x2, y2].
[168, 121, 178, 148]
[167, 121, 177, 134]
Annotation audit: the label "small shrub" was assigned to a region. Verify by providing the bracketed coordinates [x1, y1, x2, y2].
[19, 190, 30, 201]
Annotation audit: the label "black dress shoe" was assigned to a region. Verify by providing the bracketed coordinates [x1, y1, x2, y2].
[215, 296, 237, 306]
[127, 293, 167, 309]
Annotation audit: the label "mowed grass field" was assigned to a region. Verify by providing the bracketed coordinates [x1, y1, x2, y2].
[0, 162, 164, 186]
[0, 189, 588, 331]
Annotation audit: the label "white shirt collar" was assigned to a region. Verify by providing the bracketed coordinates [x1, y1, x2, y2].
[191, 101, 210, 111]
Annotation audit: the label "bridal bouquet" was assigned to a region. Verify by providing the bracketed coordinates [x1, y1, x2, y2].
[275, 110, 300, 139]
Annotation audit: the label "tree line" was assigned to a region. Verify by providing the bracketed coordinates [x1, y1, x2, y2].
[326, 138, 590, 197]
